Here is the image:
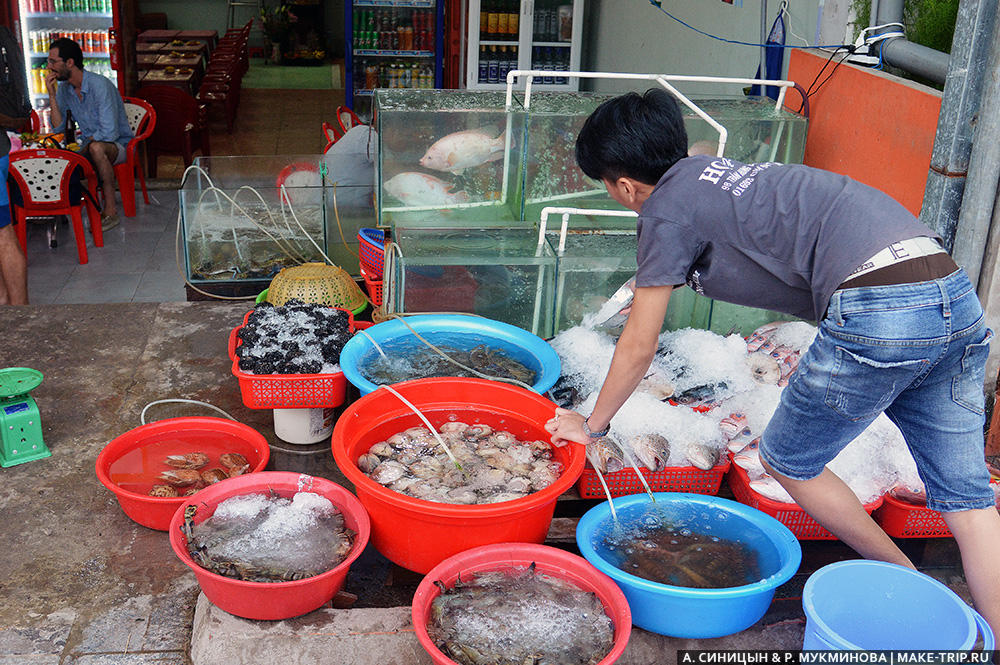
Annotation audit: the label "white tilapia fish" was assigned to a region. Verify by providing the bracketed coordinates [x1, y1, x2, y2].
[419, 129, 506, 174]
[384, 172, 470, 207]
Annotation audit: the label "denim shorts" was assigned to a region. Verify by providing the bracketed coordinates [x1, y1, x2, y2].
[758, 269, 995, 513]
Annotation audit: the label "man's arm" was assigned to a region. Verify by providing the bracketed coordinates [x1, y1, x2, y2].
[45, 72, 64, 131]
[545, 284, 673, 446]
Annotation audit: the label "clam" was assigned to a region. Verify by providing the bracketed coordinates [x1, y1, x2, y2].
[368, 441, 395, 458]
[164, 452, 210, 469]
[201, 468, 229, 484]
[357, 453, 381, 474]
[439, 421, 470, 435]
[158, 469, 203, 487]
[219, 453, 250, 476]
[371, 460, 407, 485]
[149, 484, 179, 497]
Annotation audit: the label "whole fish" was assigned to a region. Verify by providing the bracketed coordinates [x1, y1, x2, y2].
[627, 433, 671, 472]
[384, 172, 470, 207]
[684, 442, 719, 471]
[419, 129, 506, 174]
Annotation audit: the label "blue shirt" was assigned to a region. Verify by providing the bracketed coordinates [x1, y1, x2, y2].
[54, 70, 133, 148]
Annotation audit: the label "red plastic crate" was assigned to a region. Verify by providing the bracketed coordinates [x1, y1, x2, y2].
[360, 266, 383, 307]
[577, 458, 731, 499]
[227, 307, 358, 409]
[728, 464, 883, 540]
[358, 227, 385, 277]
[874, 494, 952, 538]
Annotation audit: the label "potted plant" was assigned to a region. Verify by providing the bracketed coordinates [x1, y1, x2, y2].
[260, 3, 291, 64]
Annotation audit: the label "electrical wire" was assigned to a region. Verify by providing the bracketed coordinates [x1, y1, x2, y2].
[646, 0, 850, 50]
[794, 46, 853, 113]
[140, 398, 236, 425]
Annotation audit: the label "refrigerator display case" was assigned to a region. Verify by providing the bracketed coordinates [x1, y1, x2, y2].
[465, 0, 583, 91]
[14, 0, 121, 133]
[344, 0, 445, 121]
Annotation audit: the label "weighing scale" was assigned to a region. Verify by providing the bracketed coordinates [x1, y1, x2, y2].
[0, 367, 51, 467]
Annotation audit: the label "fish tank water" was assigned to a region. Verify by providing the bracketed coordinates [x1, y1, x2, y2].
[517, 92, 808, 222]
[375, 90, 528, 230]
[388, 227, 558, 338]
[549, 230, 713, 335]
[181, 155, 328, 286]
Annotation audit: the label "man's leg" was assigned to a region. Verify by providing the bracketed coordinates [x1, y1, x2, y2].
[761, 460, 913, 566]
[86, 141, 119, 220]
[942, 508, 1000, 640]
[0, 220, 28, 305]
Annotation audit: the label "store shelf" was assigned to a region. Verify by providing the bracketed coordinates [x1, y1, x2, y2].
[355, 0, 434, 6]
[30, 51, 109, 57]
[23, 12, 112, 19]
[352, 49, 433, 57]
[532, 41, 571, 48]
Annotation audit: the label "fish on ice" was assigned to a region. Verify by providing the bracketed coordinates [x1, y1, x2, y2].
[419, 129, 507, 174]
[384, 172, 470, 207]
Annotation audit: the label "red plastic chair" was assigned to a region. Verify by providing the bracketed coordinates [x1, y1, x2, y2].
[322, 121, 341, 153]
[336, 106, 364, 136]
[29, 109, 40, 133]
[136, 85, 211, 177]
[7, 148, 103, 263]
[115, 98, 156, 217]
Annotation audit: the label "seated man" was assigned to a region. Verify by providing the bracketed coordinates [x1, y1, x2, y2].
[0, 25, 32, 304]
[45, 37, 133, 230]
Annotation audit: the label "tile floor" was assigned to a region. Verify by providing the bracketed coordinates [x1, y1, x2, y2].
[22, 86, 347, 305]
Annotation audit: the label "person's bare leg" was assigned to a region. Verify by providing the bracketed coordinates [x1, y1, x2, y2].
[942, 508, 1000, 640]
[0, 224, 28, 304]
[761, 459, 914, 566]
[87, 141, 119, 217]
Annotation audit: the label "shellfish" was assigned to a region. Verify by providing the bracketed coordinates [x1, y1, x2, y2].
[164, 452, 210, 469]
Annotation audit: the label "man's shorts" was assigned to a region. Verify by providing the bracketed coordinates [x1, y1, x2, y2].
[0, 205, 11, 230]
[84, 141, 128, 166]
[758, 269, 995, 513]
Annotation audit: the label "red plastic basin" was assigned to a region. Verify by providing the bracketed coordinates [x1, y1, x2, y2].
[331, 377, 586, 574]
[95, 417, 270, 531]
[167, 471, 371, 620]
[412, 542, 631, 665]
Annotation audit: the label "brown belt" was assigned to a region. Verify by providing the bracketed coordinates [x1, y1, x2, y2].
[836, 252, 959, 290]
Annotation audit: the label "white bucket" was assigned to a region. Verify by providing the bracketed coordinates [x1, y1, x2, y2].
[273, 407, 335, 445]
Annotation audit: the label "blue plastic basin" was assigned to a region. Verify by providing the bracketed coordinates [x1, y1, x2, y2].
[576, 492, 802, 639]
[339, 314, 561, 396]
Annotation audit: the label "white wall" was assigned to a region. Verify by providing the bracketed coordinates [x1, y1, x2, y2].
[580, 0, 822, 97]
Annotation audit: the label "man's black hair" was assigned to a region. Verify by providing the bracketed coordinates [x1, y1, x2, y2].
[49, 38, 84, 70]
[575, 88, 688, 186]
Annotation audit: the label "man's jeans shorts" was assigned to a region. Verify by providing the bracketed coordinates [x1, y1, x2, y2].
[758, 269, 995, 513]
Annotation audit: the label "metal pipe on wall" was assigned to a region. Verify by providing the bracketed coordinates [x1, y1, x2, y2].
[914, 0, 997, 255]
[956, 11, 1000, 289]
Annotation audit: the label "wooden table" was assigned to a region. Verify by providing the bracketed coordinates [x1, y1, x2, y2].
[176, 30, 218, 53]
[136, 41, 167, 54]
[139, 68, 196, 94]
[136, 53, 160, 69]
[137, 29, 180, 43]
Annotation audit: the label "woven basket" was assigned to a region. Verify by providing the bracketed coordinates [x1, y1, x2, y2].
[266, 262, 367, 312]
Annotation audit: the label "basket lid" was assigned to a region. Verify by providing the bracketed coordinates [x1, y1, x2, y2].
[266, 262, 368, 311]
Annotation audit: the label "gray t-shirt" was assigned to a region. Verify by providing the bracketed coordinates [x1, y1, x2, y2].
[635, 155, 940, 321]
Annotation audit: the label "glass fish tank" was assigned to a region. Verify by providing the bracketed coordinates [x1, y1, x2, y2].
[388, 227, 558, 338]
[550, 230, 713, 336]
[517, 92, 809, 223]
[180, 155, 328, 286]
[323, 171, 376, 274]
[375, 90, 529, 230]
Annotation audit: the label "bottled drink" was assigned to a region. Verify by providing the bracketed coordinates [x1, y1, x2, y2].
[508, 0, 519, 38]
[497, 2, 508, 39]
[479, 1, 488, 40]
[487, 45, 499, 84]
[478, 45, 488, 83]
[555, 48, 568, 84]
[486, 0, 498, 40]
[497, 46, 511, 84]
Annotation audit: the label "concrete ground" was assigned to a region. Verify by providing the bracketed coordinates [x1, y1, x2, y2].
[0, 301, 976, 664]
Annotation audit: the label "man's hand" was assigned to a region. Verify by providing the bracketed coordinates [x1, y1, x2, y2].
[543, 407, 589, 447]
[45, 70, 58, 96]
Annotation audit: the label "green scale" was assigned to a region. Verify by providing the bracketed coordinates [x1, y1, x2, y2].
[0, 368, 51, 467]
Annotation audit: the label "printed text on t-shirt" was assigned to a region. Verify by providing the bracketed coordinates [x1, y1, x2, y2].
[697, 159, 778, 197]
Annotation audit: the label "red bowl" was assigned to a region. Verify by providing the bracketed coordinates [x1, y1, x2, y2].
[412, 542, 631, 665]
[331, 377, 586, 574]
[95, 417, 270, 531]
[168, 471, 371, 620]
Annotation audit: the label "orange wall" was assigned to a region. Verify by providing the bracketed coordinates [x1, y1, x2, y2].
[784, 50, 942, 216]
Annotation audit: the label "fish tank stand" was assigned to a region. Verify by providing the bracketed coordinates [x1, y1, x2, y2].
[0, 367, 51, 467]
